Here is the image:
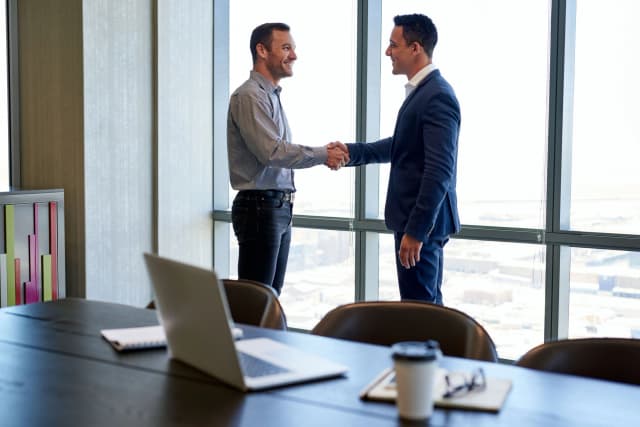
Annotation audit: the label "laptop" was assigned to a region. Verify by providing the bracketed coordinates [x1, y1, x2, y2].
[143, 253, 348, 391]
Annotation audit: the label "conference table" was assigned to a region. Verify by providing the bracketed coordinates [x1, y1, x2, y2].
[0, 299, 638, 426]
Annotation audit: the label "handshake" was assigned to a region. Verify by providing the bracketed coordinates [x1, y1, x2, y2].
[324, 141, 349, 170]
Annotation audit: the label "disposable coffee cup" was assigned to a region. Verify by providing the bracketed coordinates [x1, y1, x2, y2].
[391, 340, 441, 420]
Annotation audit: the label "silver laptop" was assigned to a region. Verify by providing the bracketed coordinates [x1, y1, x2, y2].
[143, 253, 348, 391]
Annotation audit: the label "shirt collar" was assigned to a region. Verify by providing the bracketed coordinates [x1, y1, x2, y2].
[405, 63, 437, 97]
[250, 70, 281, 96]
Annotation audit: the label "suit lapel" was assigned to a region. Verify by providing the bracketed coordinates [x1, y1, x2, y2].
[391, 69, 441, 146]
[396, 69, 440, 119]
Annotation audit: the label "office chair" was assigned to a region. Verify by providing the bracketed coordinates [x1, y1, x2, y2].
[311, 301, 498, 362]
[515, 337, 640, 385]
[146, 278, 287, 330]
[221, 278, 287, 330]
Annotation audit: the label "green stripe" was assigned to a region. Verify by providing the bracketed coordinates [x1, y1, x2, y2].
[42, 255, 52, 301]
[5, 205, 15, 306]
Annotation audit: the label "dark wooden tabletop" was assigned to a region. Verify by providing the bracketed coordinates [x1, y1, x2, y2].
[1, 298, 639, 427]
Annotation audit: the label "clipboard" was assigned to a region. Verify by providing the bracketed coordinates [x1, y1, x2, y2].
[360, 367, 512, 412]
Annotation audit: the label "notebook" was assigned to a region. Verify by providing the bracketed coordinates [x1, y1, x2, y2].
[101, 325, 244, 352]
[143, 253, 348, 391]
[360, 367, 512, 412]
[101, 325, 167, 351]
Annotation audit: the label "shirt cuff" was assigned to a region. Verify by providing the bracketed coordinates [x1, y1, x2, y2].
[313, 146, 328, 163]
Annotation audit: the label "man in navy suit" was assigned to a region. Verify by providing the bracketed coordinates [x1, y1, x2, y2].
[341, 14, 460, 303]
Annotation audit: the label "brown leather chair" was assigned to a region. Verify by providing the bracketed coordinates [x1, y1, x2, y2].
[515, 337, 640, 385]
[311, 301, 498, 362]
[221, 278, 287, 330]
[146, 278, 287, 330]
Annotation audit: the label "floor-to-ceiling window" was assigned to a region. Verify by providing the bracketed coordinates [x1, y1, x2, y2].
[562, 0, 640, 341]
[218, 0, 359, 330]
[376, 0, 549, 360]
[213, 0, 640, 361]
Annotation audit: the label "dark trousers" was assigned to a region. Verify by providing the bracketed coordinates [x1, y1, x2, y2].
[231, 191, 293, 295]
[394, 231, 449, 304]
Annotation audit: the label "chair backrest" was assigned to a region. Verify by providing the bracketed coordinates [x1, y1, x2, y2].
[311, 301, 498, 362]
[221, 278, 287, 330]
[515, 337, 640, 385]
[146, 278, 287, 330]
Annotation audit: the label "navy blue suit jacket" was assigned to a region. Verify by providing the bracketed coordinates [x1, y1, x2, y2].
[347, 69, 460, 241]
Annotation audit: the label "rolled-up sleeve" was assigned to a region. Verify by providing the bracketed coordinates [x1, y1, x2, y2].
[230, 91, 327, 168]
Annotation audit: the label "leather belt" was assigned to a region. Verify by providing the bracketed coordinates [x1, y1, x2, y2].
[237, 189, 295, 203]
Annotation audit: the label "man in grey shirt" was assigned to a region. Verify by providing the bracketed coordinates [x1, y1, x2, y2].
[227, 22, 347, 295]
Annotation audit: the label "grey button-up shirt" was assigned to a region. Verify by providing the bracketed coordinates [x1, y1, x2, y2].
[227, 71, 327, 191]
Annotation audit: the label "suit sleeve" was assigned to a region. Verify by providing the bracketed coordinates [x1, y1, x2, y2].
[405, 92, 460, 240]
[345, 137, 393, 166]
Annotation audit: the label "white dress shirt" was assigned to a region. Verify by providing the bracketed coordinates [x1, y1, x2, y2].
[405, 63, 437, 98]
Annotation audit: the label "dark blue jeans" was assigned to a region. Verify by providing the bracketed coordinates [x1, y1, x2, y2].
[394, 231, 449, 304]
[231, 191, 292, 295]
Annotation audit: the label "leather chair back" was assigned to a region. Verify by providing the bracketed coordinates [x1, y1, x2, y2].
[147, 278, 287, 330]
[311, 301, 498, 362]
[222, 278, 287, 330]
[515, 337, 640, 385]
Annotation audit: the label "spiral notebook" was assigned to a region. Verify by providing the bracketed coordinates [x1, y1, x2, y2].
[101, 325, 167, 351]
[101, 325, 244, 352]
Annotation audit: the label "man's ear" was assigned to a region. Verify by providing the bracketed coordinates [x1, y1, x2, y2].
[411, 41, 423, 55]
[256, 42, 269, 60]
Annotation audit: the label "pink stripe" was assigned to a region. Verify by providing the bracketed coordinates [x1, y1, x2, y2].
[14, 258, 21, 305]
[25, 234, 39, 303]
[25, 281, 39, 304]
[33, 204, 40, 300]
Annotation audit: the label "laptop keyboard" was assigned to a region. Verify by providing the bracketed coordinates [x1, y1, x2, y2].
[238, 351, 290, 378]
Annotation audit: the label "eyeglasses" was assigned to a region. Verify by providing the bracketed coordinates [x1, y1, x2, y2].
[442, 368, 486, 399]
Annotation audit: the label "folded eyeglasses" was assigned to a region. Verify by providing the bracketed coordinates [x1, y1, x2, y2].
[442, 367, 486, 399]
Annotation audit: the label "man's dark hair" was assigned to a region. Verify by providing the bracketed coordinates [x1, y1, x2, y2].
[393, 14, 437, 58]
[250, 22, 291, 63]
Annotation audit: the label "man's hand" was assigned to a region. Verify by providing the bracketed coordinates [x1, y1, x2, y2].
[398, 233, 423, 269]
[325, 141, 350, 170]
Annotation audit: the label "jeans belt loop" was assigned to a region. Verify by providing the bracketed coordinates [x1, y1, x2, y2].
[283, 191, 294, 203]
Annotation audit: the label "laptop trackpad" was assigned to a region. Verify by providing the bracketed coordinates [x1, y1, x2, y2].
[237, 351, 291, 378]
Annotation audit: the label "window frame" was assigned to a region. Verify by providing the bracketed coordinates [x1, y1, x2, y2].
[212, 0, 640, 359]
